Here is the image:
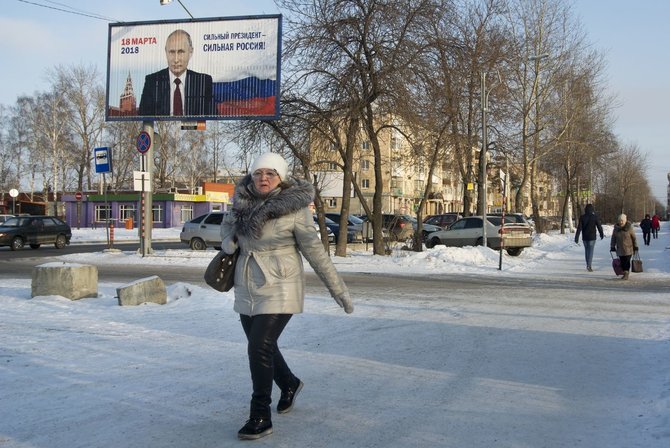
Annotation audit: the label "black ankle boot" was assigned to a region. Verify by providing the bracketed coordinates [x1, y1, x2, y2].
[277, 380, 304, 414]
[238, 418, 272, 440]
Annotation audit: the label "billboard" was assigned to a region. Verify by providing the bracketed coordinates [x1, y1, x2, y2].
[106, 15, 281, 122]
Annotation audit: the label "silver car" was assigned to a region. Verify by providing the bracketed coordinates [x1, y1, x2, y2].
[425, 215, 532, 256]
[179, 212, 228, 250]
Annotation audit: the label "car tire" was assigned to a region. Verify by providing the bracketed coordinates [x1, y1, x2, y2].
[506, 247, 523, 256]
[55, 234, 67, 249]
[11, 236, 24, 251]
[476, 237, 484, 247]
[30, 244, 41, 249]
[426, 237, 441, 249]
[190, 238, 207, 250]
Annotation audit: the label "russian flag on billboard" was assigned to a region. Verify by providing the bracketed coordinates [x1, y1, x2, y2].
[213, 76, 276, 117]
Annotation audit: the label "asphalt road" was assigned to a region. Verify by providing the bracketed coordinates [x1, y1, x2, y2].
[2, 243, 668, 296]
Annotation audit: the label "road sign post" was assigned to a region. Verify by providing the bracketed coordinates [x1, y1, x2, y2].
[137, 126, 154, 256]
[75, 192, 82, 229]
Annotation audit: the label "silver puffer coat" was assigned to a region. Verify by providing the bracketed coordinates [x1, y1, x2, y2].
[220, 175, 351, 316]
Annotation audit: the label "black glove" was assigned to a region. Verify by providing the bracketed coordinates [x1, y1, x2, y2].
[574, 237, 579, 244]
[634, 247, 639, 252]
[610, 247, 615, 252]
[600, 235, 604, 240]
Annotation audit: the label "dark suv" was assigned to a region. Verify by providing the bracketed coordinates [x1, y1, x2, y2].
[0, 216, 72, 250]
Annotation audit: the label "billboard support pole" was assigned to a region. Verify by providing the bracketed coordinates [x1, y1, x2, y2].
[142, 121, 154, 256]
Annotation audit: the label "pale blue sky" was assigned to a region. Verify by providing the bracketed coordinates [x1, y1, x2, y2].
[2, 0, 668, 203]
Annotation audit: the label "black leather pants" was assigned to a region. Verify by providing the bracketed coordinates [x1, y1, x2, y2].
[240, 314, 297, 419]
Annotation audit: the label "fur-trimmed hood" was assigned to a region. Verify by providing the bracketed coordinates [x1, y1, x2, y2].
[231, 174, 314, 239]
[614, 221, 633, 232]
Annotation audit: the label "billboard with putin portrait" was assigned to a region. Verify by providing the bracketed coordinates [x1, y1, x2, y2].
[106, 15, 281, 122]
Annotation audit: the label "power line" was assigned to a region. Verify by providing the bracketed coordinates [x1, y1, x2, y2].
[16, 0, 120, 22]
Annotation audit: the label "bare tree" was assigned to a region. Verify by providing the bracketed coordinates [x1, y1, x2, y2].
[30, 88, 73, 215]
[54, 64, 106, 192]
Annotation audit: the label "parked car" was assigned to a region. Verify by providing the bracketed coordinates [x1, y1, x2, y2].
[424, 215, 533, 256]
[407, 215, 442, 241]
[324, 213, 367, 242]
[0, 214, 15, 224]
[179, 211, 228, 250]
[360, 214, 414, 241]
[314, 221, 335, 244]
[423, 213, 462, 230]
[488, 212, 534, 234]
[0, 215, 72, 250]
[313, 215, 359, 243]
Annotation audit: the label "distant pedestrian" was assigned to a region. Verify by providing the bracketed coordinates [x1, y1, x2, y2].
[639, 214, 652, 246]
[651, 214, 661, 239]
[610, 213, 638, 280]
[574, 204, 604, 272]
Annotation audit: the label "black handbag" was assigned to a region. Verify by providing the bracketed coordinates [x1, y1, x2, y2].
[204, 249, 239, 292]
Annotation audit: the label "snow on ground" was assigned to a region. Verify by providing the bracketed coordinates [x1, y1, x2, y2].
[1, 224, 669, 447]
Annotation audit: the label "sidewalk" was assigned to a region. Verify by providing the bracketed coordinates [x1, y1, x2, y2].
[70, 227, 182, 244]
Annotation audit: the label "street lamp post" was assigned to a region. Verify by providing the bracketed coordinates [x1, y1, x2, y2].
[159, 0, 194, 18]
[9, 188, 19, 214]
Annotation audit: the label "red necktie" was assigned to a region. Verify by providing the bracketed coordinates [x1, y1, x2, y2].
[173, 79, 183, 115]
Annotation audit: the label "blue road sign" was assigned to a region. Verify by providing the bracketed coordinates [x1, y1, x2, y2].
[136, 131, 151, 154]
[94, 147, 112, 173]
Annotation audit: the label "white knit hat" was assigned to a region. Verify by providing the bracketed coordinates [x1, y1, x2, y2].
[249, 153, 289, 180]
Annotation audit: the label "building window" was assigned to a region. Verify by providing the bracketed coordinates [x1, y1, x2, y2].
[361, 159, 370, 171]
[180, 206, 193, 223]
[119, 204, 136, 222]
[95, 205, 111, 223]
[362, 179, 370, 189]
[327, 198, 337, 208]
[328, 162, 338, 170]
[152, 204, 164, 223]
[361, 140, 370, 151]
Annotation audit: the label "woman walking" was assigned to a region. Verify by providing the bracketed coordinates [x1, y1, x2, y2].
[220, 152, 353, 440]
[651, 214, 661, 239]
[610, 213, 638, 280]
[574, 204, 604, 271]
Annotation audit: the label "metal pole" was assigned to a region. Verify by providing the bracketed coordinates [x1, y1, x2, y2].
[104, 173, 110, 249]
[480, 73, 488, 248]
[141, 121, 154, 256]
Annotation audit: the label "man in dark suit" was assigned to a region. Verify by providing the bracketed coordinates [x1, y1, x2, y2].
[139, 29, 214, 117]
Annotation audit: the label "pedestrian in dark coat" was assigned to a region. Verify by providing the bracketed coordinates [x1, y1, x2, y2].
[574, 204, 604, 271]
[220, 152, 353, 441]
[610, 213, 638, 280]
[639, 214, 652, 246]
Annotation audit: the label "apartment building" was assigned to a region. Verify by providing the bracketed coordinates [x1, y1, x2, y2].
[311, 121, 560, 220]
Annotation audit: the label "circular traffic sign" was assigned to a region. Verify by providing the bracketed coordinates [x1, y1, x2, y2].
[136, 131, 151, 154]
[75, 192, 82, 201]
[9, 188, 19, 198]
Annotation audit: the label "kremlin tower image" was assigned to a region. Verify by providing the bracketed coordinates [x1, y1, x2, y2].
[107, 73, 138, 117]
